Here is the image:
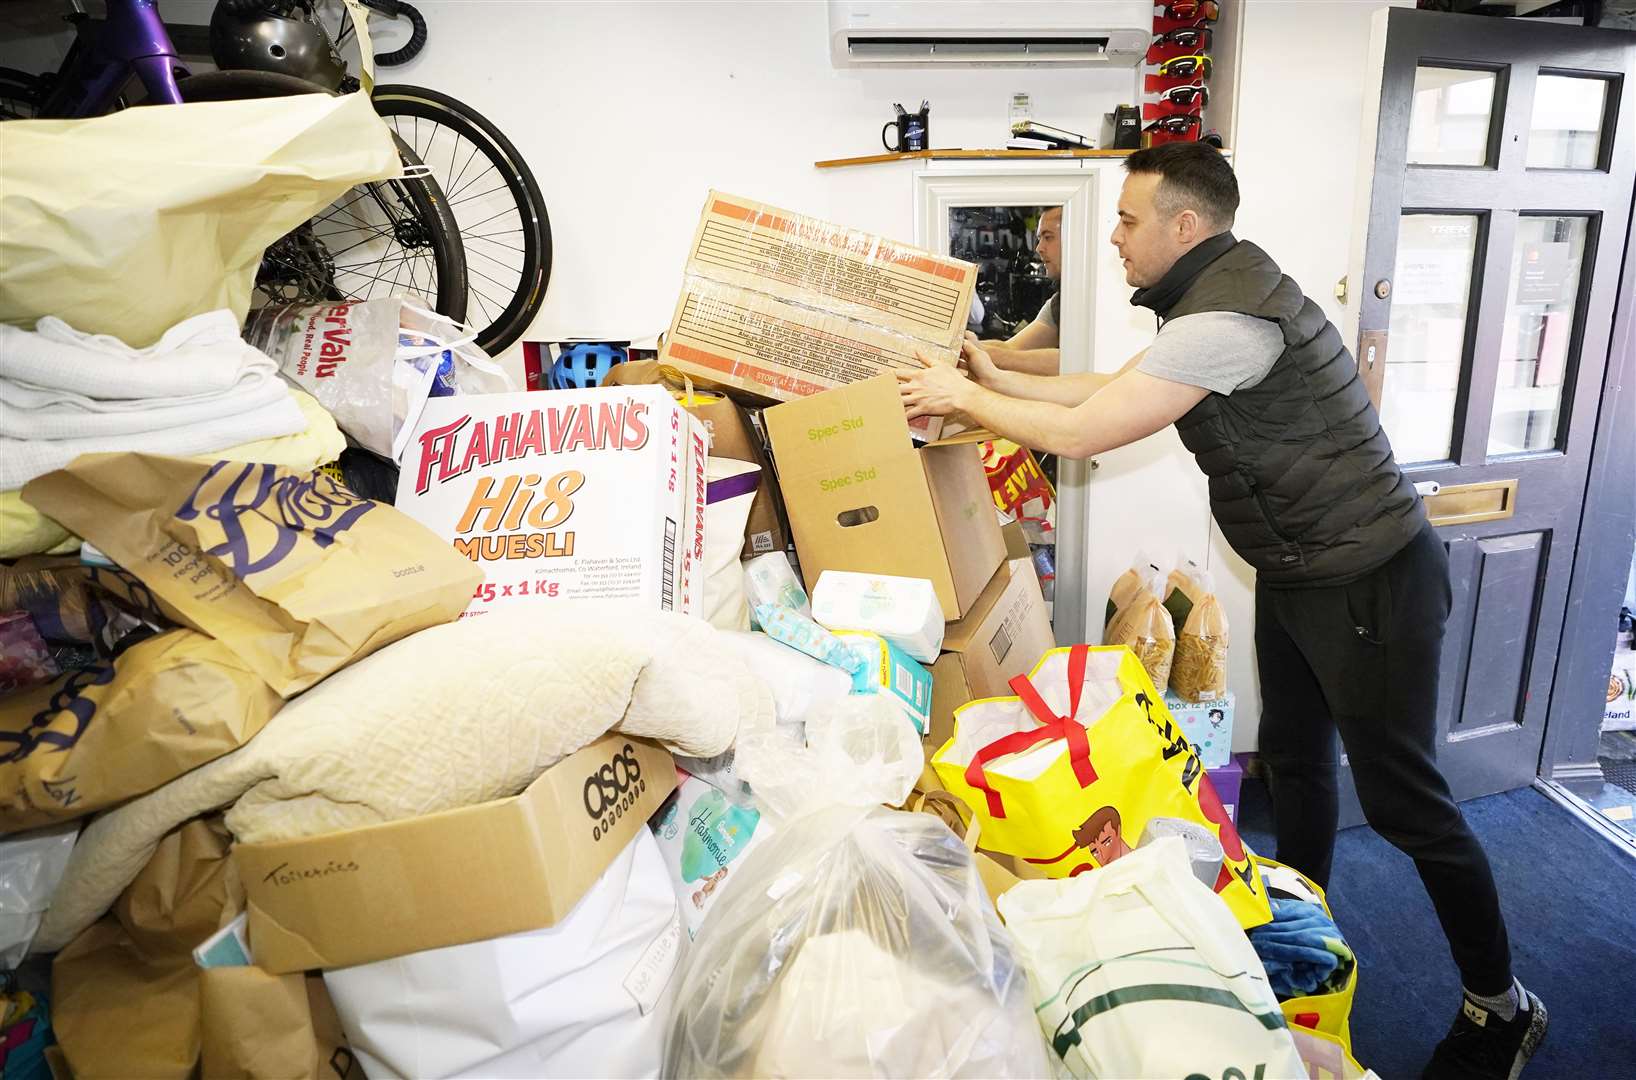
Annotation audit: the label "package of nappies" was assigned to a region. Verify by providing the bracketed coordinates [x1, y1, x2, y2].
[812, 571, 944, 663]
[651, 773, 775, 940]
[834, 631, 933, 735]
[755, 604, 866, 678]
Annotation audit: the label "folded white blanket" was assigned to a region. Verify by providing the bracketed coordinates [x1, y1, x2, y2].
[0, 310, 307, 489]
[1, 392, 306, 490]
[0, 310, 273, 399]
[34, 606, 774, 953]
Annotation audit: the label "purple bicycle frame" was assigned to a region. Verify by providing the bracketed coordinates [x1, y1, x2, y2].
[40, 0, 188, 117]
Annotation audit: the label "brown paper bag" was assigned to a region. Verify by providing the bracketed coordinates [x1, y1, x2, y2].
[1171, 591, 1231, 703]
[0, 629, 281, 831]
[53, 818, 235, 1080]
[200, 967, 319, 1080]
[22, 453, 482, 697]
[1105, 574, 1176, 694]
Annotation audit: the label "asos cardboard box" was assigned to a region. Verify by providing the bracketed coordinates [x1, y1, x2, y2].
[920, 561, 1056, 791]
[764, 375, 1004, 622]
[235, 734, 677, 974]
[660, 191, 977, 440]
[396, 386, 708, 617]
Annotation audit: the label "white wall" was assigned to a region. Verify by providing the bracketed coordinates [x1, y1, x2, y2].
[380, 0, 1142, 349]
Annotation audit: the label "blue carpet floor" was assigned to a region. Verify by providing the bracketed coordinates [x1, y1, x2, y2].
[1237, 779, 1636, 1079]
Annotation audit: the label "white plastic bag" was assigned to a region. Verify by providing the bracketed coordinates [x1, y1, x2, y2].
[324, 829, 681, 1079]
[703, 459, 759, 631]
[0, 821, 76, 968]
[245, 297, 512, 461]
[999, 837, 1305, 1080]
[666, 695, 1050, 1078]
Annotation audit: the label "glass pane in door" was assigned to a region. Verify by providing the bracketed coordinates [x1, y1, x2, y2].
[1381, 214, 1480, 464]
[1526, 75, 1608, 169]
[1488, 215, 1589, 456]
[1408, 67, 1498, 166]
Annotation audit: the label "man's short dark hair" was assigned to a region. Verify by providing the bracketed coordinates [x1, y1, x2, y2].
[1123, 142, 1239, 229]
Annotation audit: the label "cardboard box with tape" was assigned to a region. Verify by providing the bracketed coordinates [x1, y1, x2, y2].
[235, 734, 677, 974]
[660, 191, 976, 440]
[395, 386, 708, 617]
[764, 375, 1004, 622]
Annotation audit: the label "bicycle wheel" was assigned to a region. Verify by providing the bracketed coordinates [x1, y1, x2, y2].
[174, 70, 468, 323]
[372, 83, 550, 354]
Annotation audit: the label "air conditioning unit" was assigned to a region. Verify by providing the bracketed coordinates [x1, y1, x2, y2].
[828, 0, 1153, 68]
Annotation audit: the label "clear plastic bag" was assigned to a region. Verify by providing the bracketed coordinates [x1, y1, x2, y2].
[0, 821, 77, 968]
[667, 695, 1050, 1078]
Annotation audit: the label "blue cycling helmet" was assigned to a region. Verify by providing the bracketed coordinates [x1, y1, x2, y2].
[549, 342, 626, 390]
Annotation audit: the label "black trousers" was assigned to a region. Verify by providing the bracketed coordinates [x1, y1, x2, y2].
[1255, 526, 1513, 995]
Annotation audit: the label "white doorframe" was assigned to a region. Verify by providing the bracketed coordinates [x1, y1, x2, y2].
[912, 167, 1099, 646]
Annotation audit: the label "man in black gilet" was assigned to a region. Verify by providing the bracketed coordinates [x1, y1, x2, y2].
[899, 142, 1545, 1080]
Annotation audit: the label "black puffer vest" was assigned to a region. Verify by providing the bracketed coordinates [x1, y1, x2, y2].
[1133, 234, 1424, 585]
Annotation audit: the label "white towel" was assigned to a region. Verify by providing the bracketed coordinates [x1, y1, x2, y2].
[0, 310, 308, 490]
[1, 393, 308, 490]
[0, 310, 277, 399]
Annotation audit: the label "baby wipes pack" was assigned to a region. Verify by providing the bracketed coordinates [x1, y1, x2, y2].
[396, 387, 708, 617]
[812, 571, 944, 663]
[651, 773, 774, 939]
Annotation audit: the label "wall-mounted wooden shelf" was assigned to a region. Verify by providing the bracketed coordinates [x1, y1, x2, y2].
[815, 148, 1146, 169]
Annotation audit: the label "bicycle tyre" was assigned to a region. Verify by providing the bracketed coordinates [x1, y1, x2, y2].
[372, 83, 550, 354]
[174, 69, 468, 324]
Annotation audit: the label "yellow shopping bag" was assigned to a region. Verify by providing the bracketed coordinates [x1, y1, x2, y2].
[1255, 855, 1360, 1055]
[932, 644, 1272, 929]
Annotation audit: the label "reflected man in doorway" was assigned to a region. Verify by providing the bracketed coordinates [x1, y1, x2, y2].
[898, 142, 1545, 1080]
[982, 205, 1065, 376]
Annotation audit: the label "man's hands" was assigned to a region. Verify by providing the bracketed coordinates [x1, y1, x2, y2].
[959, 331, 1002, 386]
[897, 352, 978, 420]
[897, 332, 1006, 420]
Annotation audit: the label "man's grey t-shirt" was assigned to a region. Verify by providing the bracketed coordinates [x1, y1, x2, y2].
[1138, 311, 1284, 395]
[1034, 292, 1060, 329]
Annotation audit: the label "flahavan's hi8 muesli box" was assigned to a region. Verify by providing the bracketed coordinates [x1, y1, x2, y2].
[395, 386, 708, 617]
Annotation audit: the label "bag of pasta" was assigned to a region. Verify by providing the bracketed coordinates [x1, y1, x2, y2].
[1104, 570, 1174, 694]
[1103, 551, 1162, 631]
[1171, 571, 1229, 703]
[1162, 557, 1207, 631]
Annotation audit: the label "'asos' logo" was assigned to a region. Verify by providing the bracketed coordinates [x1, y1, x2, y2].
[582, 743, 644, 819]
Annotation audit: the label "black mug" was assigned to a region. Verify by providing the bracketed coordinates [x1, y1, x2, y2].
[883, 105, 930, 152]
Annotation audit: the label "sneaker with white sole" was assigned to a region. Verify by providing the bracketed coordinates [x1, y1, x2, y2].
[1422, 988, 1549, 1080]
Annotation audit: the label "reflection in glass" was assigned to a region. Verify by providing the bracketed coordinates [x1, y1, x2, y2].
[1527, 76, 1607, 169]
[1489, 216, 1588, 456]
[1408, 67, 1497, 166]
[1381, 215, 1479, 464]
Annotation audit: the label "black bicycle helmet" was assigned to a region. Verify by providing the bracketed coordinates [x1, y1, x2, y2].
[210, 2, 347, 91]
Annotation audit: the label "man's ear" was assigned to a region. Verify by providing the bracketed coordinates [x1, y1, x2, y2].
[1175, 208, 1202, 245]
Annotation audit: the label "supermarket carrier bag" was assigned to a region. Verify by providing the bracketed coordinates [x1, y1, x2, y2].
[999, 837, 1304, 1080]
[931, 644, 1271, 930]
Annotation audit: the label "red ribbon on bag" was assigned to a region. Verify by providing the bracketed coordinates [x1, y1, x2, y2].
[962, 645, 1099, 819]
